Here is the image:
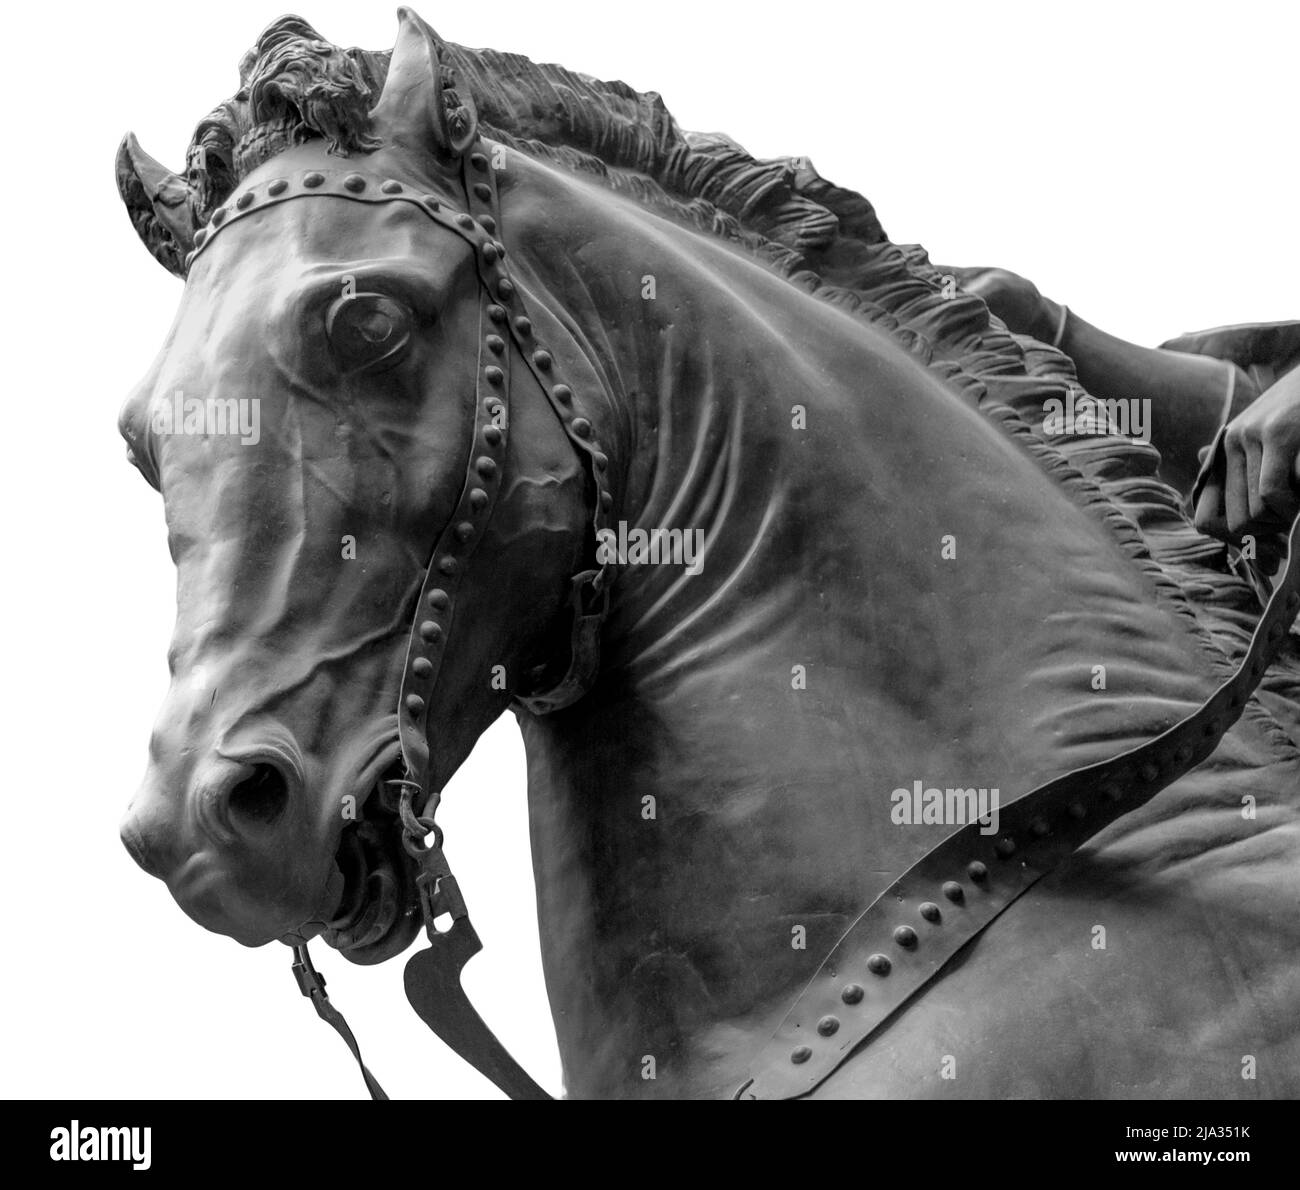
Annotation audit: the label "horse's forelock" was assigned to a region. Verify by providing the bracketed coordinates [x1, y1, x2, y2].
[185, 21, 383, 223]
[242, 38, 379, 167]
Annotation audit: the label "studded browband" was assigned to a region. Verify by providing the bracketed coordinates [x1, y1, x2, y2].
[736, 503, 1300, 1098]
[187, 139, 614, 1100]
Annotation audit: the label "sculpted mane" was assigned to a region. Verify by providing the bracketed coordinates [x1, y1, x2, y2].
[113, 9, 1300, 1101]
[123, 12, 1300, 746]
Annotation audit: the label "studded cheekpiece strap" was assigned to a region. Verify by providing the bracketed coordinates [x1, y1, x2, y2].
[188, 138, 615, 1100]
[738, 510, 1300, 1099]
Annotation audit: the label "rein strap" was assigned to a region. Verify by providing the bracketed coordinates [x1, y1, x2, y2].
[737, 502, 1300, 1098]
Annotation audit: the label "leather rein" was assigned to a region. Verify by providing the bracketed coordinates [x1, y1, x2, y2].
[183, 134, 1300, 1103]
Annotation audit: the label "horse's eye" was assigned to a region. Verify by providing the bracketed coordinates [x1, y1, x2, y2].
[326, 293, 414, 374]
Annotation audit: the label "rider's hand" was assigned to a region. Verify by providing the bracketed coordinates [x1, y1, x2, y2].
[940, 266, 1058, 344]
[1194, 367, 1300, 551]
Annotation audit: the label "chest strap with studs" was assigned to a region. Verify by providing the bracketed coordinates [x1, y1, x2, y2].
[737, 509, 1300, 1099]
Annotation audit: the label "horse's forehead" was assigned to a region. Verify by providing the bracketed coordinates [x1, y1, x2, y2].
[192, 197, 438, 291]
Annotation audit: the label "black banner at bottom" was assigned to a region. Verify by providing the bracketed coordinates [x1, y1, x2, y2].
[8, 1097, 1292, 1178]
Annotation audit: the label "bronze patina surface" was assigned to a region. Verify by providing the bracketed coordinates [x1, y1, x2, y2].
[116, 10, 1300, 1099]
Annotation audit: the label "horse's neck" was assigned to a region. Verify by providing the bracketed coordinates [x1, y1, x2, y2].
[506, 160, 1228, 1097]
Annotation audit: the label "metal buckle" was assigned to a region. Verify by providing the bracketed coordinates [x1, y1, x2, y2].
[291, 945, 326, 999]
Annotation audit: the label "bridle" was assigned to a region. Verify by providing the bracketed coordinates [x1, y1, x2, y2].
[181, 131, 1300, 1103]
[184, 133, 614, 1100]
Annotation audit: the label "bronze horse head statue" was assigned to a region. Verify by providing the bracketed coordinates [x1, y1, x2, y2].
[116, 11, 1300, 1098]
[118, 13, 599, 971]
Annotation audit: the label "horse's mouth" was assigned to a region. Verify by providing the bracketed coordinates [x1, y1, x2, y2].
[321, 766, 424, 964]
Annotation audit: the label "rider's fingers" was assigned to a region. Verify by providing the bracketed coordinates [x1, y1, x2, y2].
[1194, 475, 1230, 540]
[1224, 434, 1253, 538]
[1245, 436, 1268, 521]
[1258, 440, 1300, 521]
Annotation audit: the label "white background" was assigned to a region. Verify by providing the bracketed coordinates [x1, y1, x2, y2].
[1, 0, 1296, 1099]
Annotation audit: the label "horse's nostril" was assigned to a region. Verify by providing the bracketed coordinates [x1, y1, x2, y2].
[226, 763, 290, 828]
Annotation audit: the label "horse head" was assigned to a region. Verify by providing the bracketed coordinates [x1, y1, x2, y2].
[115, 10, 1300, 1102]
[116, 9, 598, 963]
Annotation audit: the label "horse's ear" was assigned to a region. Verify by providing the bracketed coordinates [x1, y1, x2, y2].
[116, 133, 194, 279]
[371, 6, 478, 161]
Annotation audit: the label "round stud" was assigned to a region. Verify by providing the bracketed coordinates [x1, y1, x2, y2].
[343, 174, 366, 193]
[193, 228, 208, 249]
[486, 334, 505, 354]
[438, 556, 458, 577]
[268, 179, 289, 196]
[236, 192, 255, 210]
[1068, 801, 1086, 820]
[184, 253, 196, 271]
[419, 621, 442, 643]
[303, 172, 324, 188]
[816, 1015, 840, 1037]
[479, 214, 497, 234]
[1139, 761, 1159, 783]
[593, 452, 608, 471]
[968, 860, 988, 882]
[405, 693, 425, 715]
[571, 418, 592, 438]
[994, 836, 1016, 858]
[942, 880, 964, 902]
[487, 304, 506, 323]
[483, 425, 503, 447]
[476, 457, 498, 479]
[893, 925, 917, 948]
[469, 488, 489, 512]
[919, 902, 941, 923]
[423, 194, 441, 210]
[533, 350, 553, 371]
[211, 207, 227, 226]
[1031, 819, 1049, 838]
[1175, 744, 1193, 765]
[455, 521, 475, 543]
[412, 657, 434, 679]
[841, 983, 865, 1005]
[867, 953, 891, 976]
[482, 242, 499, 263]
[381, 180, 403, 194]
[484, 365, 505, 386]
[456, 213, 475, 230]
[427, 590, 450, 611]
[790, 1045, 812, 1065]
[473, 182, 492, 201]
[552, 384, 572, 404]
[471, 153, 489, 172]
[513, 316, 532, 336]
[497, 278, 515, 301]
[599, 491, 614, 511]
[493, 242, 506, 259]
